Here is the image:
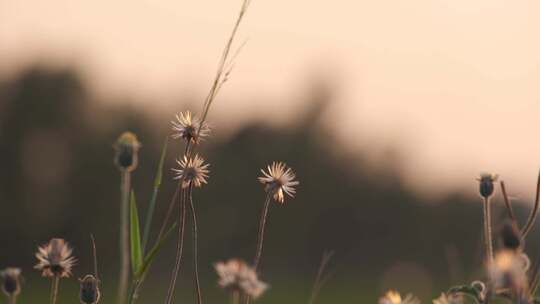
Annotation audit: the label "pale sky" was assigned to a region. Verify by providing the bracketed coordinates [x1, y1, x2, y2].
[2, 0, 540, 200]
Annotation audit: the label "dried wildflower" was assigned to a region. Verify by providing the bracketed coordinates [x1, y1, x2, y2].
[214, 259, 269, 299]
[0, 268, 22, 298]
[258, 162, 299, 203]
[34, 238, 77, 278]
[79, 275, 101, 304]
[114, 132, 141, 172]
[433, 293, 462, 304]
[477, 173, 498, 199]
[172, 154, 210, 188]
[171, 111, 210, 143]
[489, 250, 529, 291]
[500, 221, 523, 251]
[378, 290, 420, 304]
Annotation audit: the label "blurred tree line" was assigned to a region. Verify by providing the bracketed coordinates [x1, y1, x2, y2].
[0, 65, 537, 302]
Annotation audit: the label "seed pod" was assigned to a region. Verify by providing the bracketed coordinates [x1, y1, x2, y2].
[114, 132, 141, 172]
[500, 221, 523, 251]
[478, 173, 497, 198]
[0, 268, 22, 298]
[79, 275, 101, 304]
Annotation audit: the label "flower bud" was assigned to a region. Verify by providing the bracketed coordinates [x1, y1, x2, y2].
[79, 274, 101, 304]
[478, 173, 497, 198]
[114, 132, 141, 172]
[0, 268, 22, 298]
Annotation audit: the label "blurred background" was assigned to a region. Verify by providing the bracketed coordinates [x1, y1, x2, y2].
[1, 0, 540, 303]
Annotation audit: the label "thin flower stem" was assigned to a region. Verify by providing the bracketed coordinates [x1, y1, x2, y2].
[500, 181, 517, 227]
[483, 197, 494, 265]
[253, 194, 272, 270]
[50, 276, 60, 304]
[520, 170, 540, 238]
[309, 251, 334, 304]
[118, 170, 131, 304]
[164, 187, 188, 304]
[231, 291, 240, 304]
[188, 187, 203, 304]
[9, 295, 17, 304]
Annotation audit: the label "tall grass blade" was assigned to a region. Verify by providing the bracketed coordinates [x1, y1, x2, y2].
[142, 137, 169, 252]
[130, 191, 143, 274]
[135, 222, 177, 279]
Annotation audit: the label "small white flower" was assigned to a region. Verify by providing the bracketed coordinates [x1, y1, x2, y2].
[34, 238, 77, 278]
[172, 155, 210, 188]
[214, 259, 268, 299]
[379, 290, 420, 304]
[258, 162, 299, 203]
[171, 111, 210, 143]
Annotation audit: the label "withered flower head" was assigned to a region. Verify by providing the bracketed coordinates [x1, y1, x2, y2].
[214, 259, 268, 299]
[0, 268, 22, 297]
[432, 293, 462, 304]
[114, 132, 141, 172]
[258, 162, 299, 204]
[489, 249, 530, 292]
[172, 154, 210, 188]
[171, 111, 210, 143]
[378, 290, 420, 304]
[34, 238, 77, 278]
[500, 221, 523, 251]
[79, 275, 101, 304]
[477, 173, 498, 199]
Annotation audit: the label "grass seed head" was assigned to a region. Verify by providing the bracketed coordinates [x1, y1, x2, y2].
[172, 154, 210, 188]
[214, 259, 269, 299]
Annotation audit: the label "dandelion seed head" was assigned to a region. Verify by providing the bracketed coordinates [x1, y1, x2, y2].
[214, 259, 268, 299]
[79, 274, 101, 304]
[258, 162, 299, 203]
[0, 267, 22, 297]
[171, 111, 210, 143]
[34, 238, 77, 278]
[172, 154, 210, 188]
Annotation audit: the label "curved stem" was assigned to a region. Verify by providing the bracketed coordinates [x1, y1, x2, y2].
[50, 276, 60, 304]
[500, 181, 517, 226]
[164, 187, 187, 304]
[253, 195, 272, 270]
[309, 251, 334, 304]
[521, 170, 540, 238]
[117, 171, 131, 304]
[188, 188, 203, 304]
[483, 197, 494, 265]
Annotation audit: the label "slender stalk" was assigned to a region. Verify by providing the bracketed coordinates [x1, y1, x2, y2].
[117, 170, 131, 304]
[253, 194, 272, 270]
[50, 276, 60, 304]
[521, 170, 540, 238]
[483, 197, 494, 265]
[309, 251, 334, 304]
[188, 187, 203, 304]
[164, 187, 188, 304]
[142, 180, 162, 252]
[231, 291, 240, 304]
[9, 295, 17, 304]
[500, 181, 517, 226]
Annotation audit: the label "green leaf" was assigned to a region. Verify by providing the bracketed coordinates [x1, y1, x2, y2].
[135, 222, 177, 279]
[154, 137, 169, 188]
[130, 191, 143, 274]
